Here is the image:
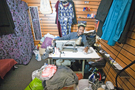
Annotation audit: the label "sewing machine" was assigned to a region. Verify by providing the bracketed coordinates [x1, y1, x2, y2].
[55, 40, 76, 51]
[53, 37, 82, 52]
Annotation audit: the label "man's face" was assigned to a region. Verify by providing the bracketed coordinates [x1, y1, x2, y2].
[77, 26, 85, 36]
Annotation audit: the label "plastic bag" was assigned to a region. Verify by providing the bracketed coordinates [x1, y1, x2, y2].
[32, 63, 48, 81]
[24, 78, 44, 90]
[44, 33, 55, 39]
[75, 79, 92, 90]
[42, 65, 57, 80]
[40, 0, 52, 14]
[33, 50, 41, 61]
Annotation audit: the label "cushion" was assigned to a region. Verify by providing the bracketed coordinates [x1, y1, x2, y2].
[41, 37, 53, 48]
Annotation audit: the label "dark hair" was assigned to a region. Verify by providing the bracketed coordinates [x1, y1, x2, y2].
[78, 25, 85, 29]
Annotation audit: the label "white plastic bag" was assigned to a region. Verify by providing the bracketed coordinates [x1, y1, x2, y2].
[75, 79, 92, 90]
[40, 0, 52, 14]
[44, 33, 55, 39]
[33, 50, 41, 61]
[32, 63, 48, 81]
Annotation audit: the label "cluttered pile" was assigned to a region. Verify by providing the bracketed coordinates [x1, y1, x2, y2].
[33, 33, 58, 61]
[25, 64, 78, 90]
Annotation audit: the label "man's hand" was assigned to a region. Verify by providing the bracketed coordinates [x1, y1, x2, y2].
[84, 46, 89, 53]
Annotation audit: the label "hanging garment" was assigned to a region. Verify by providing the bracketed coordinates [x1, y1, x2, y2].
[0, 0, 34, 65]
[95, 0, 113, 37]
[58, 2, 74, 36]
[40, 0, 52, 14]
[55, 1, 62, 37]
[118, 0, 135, 44]
[0, 0, 15, 36]
[68, 0, 77, 24]
[101, 0, 132, 46]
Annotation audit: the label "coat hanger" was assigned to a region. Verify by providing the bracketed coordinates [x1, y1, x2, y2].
[59, 0, 69, 6]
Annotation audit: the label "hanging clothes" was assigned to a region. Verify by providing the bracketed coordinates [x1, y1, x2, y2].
[55, 1, 62, 37]
[55, 0, 76, 37]
[0, 0, 15, 36]
[68, 0, 77, 24]
[58, 2, 74, 36]
[118, 0, 135, 44]
[40, 0, 52, 14]
[101, 0, 132, 46]
[0, 0, 34, 65]
[95, 0, 113, 37]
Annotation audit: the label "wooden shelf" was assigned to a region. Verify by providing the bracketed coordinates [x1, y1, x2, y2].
[78, 17, 95, 19]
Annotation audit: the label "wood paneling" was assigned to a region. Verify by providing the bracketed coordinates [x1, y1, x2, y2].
[23, 0, 99, 45]
[98, 29, 135, 89]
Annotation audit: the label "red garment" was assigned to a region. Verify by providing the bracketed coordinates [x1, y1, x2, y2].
[42, 65, 57, 80]
[55, 1, 62, 37]
[0, 59, 17, 79]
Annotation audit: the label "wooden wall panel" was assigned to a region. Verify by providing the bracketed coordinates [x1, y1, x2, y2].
[22, 0, 100, 45]
[98, 29, 135, 89]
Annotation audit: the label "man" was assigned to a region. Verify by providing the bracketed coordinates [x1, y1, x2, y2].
[54, 25, 90, 53]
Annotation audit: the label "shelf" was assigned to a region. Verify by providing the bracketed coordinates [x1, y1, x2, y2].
[78, 17, 95, 19]
[95, 47, 130, 78]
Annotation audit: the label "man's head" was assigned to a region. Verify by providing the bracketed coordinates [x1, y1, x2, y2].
[77, 25, 85, 36]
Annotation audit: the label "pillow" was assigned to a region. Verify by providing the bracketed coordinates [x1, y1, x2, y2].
[41, 37, 53, 48]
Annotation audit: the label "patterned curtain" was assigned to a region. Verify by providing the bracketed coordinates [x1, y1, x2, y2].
[0, 0, 34, 65]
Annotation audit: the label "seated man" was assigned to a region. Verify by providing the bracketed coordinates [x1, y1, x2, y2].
[54, 24, 90, 53]
[54, 24, 90, 71]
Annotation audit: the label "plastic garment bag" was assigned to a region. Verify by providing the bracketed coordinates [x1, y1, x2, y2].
[40, 0, 52, 14]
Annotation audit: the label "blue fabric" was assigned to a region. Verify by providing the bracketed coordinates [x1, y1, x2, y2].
[54, 36, 60, 39]
[58, 2, 74, 36]
[56, 32, 90, 47]
[101, 0, 132, 46]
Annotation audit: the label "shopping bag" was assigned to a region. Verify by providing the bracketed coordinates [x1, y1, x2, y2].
[33, 50, 41, 61]
[24, 78, 44, 90]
